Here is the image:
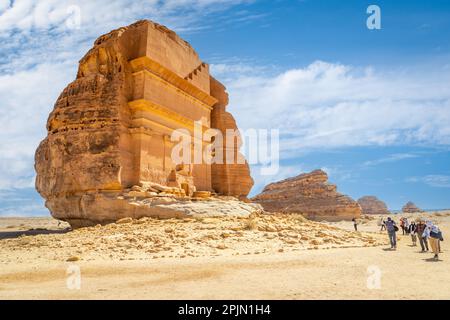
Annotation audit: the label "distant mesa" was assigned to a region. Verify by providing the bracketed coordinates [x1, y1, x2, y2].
[402, 201, 423, 213]
[252, 169, 361, 221]
[357, 196, 389, 215]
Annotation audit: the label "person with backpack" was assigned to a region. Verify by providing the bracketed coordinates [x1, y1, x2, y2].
[385, 217, 398, 250]
[423, 221, 444, 260]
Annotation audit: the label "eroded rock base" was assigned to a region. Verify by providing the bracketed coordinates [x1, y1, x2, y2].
[47, 188, 262, 228]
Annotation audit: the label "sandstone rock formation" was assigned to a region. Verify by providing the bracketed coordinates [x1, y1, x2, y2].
[35, 20, 253, 228]
[210, 79, 254, 198]
[252, 170, 361, 221]
[402, 201, 422, 213]
[357, 196, 389, 215]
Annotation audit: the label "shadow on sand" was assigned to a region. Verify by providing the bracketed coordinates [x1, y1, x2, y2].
[0, 228, 71, 240]
[423, 257, 443, 262]
[382, 248, 396, 251]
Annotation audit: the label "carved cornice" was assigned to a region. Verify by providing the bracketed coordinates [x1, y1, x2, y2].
[129, 56, 218, 109]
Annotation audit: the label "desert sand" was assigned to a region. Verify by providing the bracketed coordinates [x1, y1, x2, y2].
[0, 212, 449, 300]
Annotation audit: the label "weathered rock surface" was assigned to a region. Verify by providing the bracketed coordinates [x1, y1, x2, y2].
[252, 170, 361, 221]
[210, 79, 254, 198]
[131, 197, 263, 219]
[59, 193, 263, 229]
[357, 196, 389, 215]
[402, 201, 422, 213]
[35, 20, 253, 228]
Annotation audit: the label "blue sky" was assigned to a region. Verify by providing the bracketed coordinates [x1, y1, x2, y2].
[0, 0, 449, 216]
[192, 0, 450, 67]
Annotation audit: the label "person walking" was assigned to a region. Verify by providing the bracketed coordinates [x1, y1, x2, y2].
[379, 218, 386, 231]
[415, 220, 429, 252]
[404, 218, 410, 235]
[385, 217, 398, 250]
[409, 221, 417, 246]
[423, 221, 444, 260]
[352, 218, 358, 231]
[400, 217, 406, 235]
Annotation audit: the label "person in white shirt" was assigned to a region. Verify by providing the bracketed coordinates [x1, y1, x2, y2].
[404, 218, 410, 235]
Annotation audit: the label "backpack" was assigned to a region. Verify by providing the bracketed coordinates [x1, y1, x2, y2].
[430, 231, 444, 241]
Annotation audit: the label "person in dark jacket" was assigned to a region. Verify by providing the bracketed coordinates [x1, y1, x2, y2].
[415, 220, 429, 252]
[409, 221, 417, 246]
[352, 218, 358, 231]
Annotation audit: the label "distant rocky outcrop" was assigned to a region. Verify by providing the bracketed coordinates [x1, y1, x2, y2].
[252, 170, 361, 221]
[357, 196, 389, 215]
[402, 201, 422, 213]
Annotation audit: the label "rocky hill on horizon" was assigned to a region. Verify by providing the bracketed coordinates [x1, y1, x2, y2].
[252, 169, 362, 221]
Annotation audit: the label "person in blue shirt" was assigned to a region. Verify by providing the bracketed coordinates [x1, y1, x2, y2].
[385, 217, 397, 250]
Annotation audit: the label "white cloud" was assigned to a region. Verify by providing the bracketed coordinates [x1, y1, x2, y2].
[249, 163, 304, 197]
[320, 166, 358, 182]
[0, 62, 73, 190]
[0, 0, 253, 35]
[0, 203, 48, 216]
[0, 0, 257, 74]
[210, 62, 270, 82]
[407, 175, 450, 188]
[222, 61, 450, 157]
[363, 153, 419, 167]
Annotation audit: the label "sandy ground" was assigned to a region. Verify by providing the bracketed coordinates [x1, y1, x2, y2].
[0, 212, 449, 299]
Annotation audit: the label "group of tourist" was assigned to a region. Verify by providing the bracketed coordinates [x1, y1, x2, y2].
[380, 217, 444, 260]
